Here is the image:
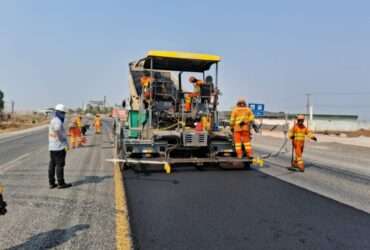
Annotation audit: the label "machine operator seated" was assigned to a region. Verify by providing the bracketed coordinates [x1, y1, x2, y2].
[201, 76, 214, 103]
[140, 71, 153, 100]
[185, 75, 214, 113]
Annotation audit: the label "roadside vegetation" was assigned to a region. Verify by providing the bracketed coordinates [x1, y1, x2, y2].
[0, 90, 49, 133]
[0, 113, 49, 133]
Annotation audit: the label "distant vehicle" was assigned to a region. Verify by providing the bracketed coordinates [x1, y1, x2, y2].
[116, 50, 253, 173]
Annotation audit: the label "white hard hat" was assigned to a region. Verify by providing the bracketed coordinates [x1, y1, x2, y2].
[55, 104, 66, 112]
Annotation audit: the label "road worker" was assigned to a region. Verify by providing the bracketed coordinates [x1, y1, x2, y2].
[76, 115, 82, 129]
[288, 114, 317, 172]
[230, 98, 256, 159]
[75, 115, 83, 145]
[79, 115, 87, 144]
[194, 118, 204, 132]
[48, 104, 72, 189]
[188, 76, 204, 96]
[74, 115, 86, 146]
[200, 114, 211, 131]
[81, 123, 89, 136]
[0, 184, 7, 215]
[184, 93, 192, 112]
[94, 114, 102, 134]
[68, 119, 80, 149]
[140, 71, 153, 100]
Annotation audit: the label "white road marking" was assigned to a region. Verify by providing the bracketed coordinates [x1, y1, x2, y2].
[0, 153, 31, 174]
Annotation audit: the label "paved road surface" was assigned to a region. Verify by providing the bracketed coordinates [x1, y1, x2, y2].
[0, 121, 117, 250]
[1, 122, 370, 250]
[124, 133, 370, 250]
[253, 134, 370, 213]
[0, 128, 47, 169]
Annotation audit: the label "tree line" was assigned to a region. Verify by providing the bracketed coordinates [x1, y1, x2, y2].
[68, 105, 113, 115]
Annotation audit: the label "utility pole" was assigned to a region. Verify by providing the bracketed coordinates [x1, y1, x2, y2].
[284, 112, 289, 153]
[11, 100, 15, 114]
[305, 93, 313, 128]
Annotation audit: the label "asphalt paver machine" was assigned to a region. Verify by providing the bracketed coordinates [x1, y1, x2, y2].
[117, 50, 259, 173]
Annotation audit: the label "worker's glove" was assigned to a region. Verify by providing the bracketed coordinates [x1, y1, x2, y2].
[289, 136, 295, 140]
[230, 127, 234, 133]
[239, 121, 246, 126]
[0, 194, 7, 216]
[312, 137, 318, 142]
[252, 123, 259, 133]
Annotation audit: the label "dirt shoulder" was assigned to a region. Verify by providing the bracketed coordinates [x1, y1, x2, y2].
[0, 114, 49, 134]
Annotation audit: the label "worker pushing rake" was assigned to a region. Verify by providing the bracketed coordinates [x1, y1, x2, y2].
[288, 114, 318, 172]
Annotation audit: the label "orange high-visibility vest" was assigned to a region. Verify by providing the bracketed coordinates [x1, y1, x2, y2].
[201, 116, 211, 131]
[288, 124, 315, 142]
[95, 117, 101, 127]
[69, 126, 80, 137]
[140, 76, 152, 88]
[185, 95, 192, 104]
[76, 117, 82, 128]
[230, 106, 255, 132]
[184, 94, 192, 112]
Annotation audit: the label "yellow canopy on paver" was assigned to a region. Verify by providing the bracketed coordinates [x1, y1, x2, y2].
[143, 50, 221, 72]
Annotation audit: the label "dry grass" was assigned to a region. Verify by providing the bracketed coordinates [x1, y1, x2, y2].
[0, 114, 49, 133]
[345, 129, 370, 138]
[317, 129, 370, 138]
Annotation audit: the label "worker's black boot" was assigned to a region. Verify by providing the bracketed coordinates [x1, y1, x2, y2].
[287, 166, 299, 172]
[244, 156, 253, 170]
[58, 183, 72, 189]
[0, 194, 7, 215]
[244, 161, 251, 170]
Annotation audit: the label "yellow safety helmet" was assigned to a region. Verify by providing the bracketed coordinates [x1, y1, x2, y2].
[296, 114, 305, 120]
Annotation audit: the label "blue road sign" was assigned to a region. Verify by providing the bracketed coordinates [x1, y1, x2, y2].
[249, 103, 265, 117]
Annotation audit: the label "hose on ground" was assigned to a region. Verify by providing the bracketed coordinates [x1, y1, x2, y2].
[254, 115, 290, 159]
[260, 134, 289, 159]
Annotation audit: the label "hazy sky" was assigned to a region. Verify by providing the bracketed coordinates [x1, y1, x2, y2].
[1, 0, 369, 119]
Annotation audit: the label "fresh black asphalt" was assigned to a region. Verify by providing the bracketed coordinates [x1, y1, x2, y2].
[124, 168, 370, 250]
